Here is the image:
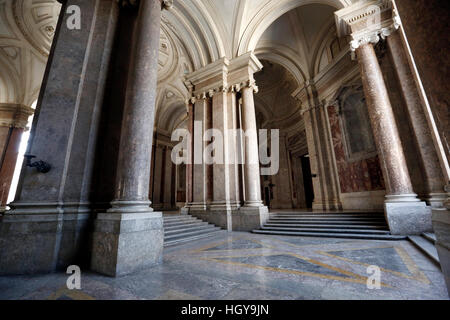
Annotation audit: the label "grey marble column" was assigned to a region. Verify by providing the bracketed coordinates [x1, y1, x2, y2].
[387, 30, 447, 208]
[241, 86, 263, 207]
[356, 43, 431, 235]
[91, 0, 169, 276]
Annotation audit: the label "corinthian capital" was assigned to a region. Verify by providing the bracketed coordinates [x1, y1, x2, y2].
[335, 0, 401, 52]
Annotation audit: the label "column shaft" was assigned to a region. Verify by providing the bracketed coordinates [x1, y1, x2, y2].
[186, 102, 194, 204]
[357, 43, 416, 199]
[110, 0, 162, 211]
[0, 128, 24, 208]
[241, 87, 262, 206]
[387, 31, 446, 207]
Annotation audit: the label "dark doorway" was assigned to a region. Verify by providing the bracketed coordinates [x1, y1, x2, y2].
[301, 155, 314, 208]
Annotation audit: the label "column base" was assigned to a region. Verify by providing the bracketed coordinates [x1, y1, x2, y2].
[384, 196, 432, 235]
[180, 205, 191, 215]
[432, 208, 450, 297]
[0, 202, 91, 275]
[426, 193, 449, 209]
[91, 211, 163, 277]
[235, 206, 269, 231]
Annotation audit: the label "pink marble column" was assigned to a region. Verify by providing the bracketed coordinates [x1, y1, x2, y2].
[387, 30, 446, 207]
[357, 43, 417, 201]
[0, 128, 24, 208]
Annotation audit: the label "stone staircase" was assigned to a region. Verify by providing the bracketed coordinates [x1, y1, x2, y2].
[408, 232, 440, 265]
[252, 212, 407, 240]
[163, 214, 224, 247]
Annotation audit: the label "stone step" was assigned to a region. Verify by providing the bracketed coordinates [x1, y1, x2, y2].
[269, 217, 386, 221]
[408, 235, 440, 264]
[270, 214, 384, 218]
[266, 219, 387, 226]
[163, 219, 202, 227]
[260, 226, 391, 235]
[164, 230, 226, 247]
[163, 215, 196, 222]
[264, 223, 388, 230]
[164, 221, 209, 231]
[165, 227, 223, 242]
[164, 224, 217, 236]
[252, 229, 407, 240]
[422, 232, 437, 244]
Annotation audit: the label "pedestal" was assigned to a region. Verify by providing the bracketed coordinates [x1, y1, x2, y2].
[235, 206, 269, 231]
[384, 197, 432, 235]
[0, 206, 90, 275]
[432, 209, 450, 296]
[91, 212, 163, 277]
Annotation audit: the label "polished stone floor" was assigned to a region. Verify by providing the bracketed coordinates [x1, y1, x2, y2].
[0, 232, 448, 300]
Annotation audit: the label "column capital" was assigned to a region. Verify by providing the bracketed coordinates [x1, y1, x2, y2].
[184, 53, 263, 97]
[0, 103, 34, 129]
[185, 57, 229, 97]
[233, 80, 259, 94]
[335, 0, 401, 52]
[228, 52, 263, 92]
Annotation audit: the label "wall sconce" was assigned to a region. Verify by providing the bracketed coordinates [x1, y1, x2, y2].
[24, 154, 51, 173]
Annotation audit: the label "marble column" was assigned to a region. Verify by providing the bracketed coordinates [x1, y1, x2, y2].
[395, 0, 450, 294]
[241, 85, 263, 207]
[190, 96, 209, 212]
[152, 145, 164, 209]
[387, 30, 447, 208]
[163, 146, 174, 209]
[0, 128, 24, 208]
[181, 100, 194, 214]
[0, 0, 119, 275]
[238, 84, 269, 229]
[0, 104, 32, 211]
[356, 42, 431, 234]
[91, 0, 170, 276]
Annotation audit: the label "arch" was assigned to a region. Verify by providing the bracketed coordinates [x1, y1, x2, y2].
[237, 0, 351, 56]
[254, 46, 307, 88]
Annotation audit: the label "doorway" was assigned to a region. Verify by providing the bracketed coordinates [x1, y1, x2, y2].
[301, 155, 314, 209]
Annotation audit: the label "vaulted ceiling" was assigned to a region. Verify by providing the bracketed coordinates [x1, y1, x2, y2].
[0, 0, 357, 135]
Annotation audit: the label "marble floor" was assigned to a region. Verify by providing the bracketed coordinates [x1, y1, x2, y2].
[0, 232, 448, 300]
